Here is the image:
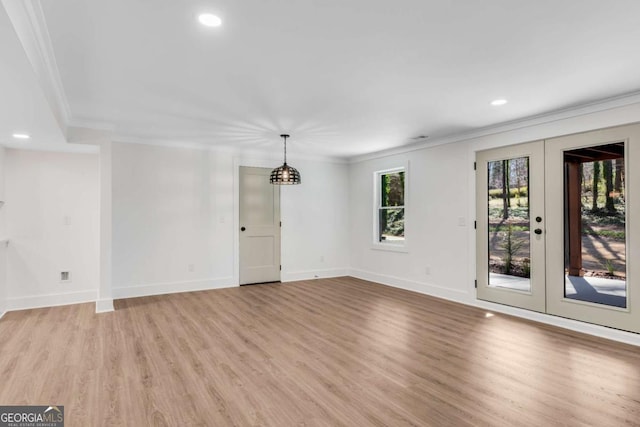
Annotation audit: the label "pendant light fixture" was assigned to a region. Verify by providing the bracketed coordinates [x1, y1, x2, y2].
[270, 134, 301, 185]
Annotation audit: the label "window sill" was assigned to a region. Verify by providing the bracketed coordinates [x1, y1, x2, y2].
[371, 243, 408, 253]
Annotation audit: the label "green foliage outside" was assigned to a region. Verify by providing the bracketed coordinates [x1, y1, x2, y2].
[380, 209, 404, 239]
[487, 158, 530, 277]
[487, 157, 626, 278]
[489, 224, 529, 232]
[500, 224, 527, 276]
[488, 205, 529, 221]
[488, 187, 528, 199]
[380, 171, 405, 240]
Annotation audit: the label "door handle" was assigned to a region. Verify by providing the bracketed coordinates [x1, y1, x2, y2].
[534, 228, 542, 235]
[241, 227, 246, 231]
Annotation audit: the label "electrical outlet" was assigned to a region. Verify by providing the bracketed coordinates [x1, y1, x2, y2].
[320, 255, 325, 262]
[60, 271, 71, 282]
[425, 266, 431, 275]
[188, 264, 195, 272]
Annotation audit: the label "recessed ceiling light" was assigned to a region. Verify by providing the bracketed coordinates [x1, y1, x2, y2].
[491, 99, 508, 106]
[198, 13, 222, 27]
[12, 133, 30, 139]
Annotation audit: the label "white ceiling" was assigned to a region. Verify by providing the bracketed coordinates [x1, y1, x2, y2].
[15, 0, 640, 157]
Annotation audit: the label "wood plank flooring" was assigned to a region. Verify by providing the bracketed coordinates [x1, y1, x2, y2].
[1, 277, 639, 426]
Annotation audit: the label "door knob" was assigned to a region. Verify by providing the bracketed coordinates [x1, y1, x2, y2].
[241, 227, 246, 231]
[534, 228, 542, 235]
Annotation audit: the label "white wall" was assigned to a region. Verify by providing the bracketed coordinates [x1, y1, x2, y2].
[348, 100, 640, 346]
[279, 158, 350, 281]
[349, 142, 470, 301]
[0, 147, 6, 316]
[4, 149, 99, 310]
[112, 143, 235, 297]
[112, 142, 350, 299]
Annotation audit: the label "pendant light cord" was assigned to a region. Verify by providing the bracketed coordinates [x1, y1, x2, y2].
[282, 134, 288, 164]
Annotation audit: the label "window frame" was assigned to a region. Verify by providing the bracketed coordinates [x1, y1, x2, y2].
[372, 165, 408, 252]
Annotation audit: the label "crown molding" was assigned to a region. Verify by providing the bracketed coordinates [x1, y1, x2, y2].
[68, 114, 349, 163]
[67, 117, 116, 134]
[65, 126, 114, 144]
[108, 133, 348, 165]
[348, 90, 640, 163]
[2, 0, 71, 133]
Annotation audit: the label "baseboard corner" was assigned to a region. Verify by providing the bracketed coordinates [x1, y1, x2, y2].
[95, 298, 114, 313]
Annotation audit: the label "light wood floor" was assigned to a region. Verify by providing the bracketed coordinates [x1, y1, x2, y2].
[1, 277, 640, 426]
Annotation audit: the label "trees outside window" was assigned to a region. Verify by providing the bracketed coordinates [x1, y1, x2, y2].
[376, 169, 405, 243]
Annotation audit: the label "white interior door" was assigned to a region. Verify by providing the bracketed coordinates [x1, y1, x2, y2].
[476, 141, 546, 313]
[545, 124, 640, 333]
[239, 167, 281, 285]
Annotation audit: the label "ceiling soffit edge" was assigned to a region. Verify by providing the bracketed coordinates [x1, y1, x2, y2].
[2, 0, 71, 134]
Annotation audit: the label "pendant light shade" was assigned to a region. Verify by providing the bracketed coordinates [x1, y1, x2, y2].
[270, 134, 301, 185]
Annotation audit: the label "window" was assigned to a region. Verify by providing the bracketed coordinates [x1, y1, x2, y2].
[375, 168, 406, 245]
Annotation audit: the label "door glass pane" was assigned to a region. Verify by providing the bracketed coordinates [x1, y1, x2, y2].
[563, 143, 626, 308]
[487, 157, 531, 291]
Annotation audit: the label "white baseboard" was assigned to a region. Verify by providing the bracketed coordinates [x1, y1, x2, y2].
[0, 311, 5, 320]
[473, 299, 640, 347]
[282, 268, 349, 282]
[348, 268, 468, 303]
[95, 298, 114, 313]
[347, 269, 640, 347]
[112, 277, 236, 300]
[6, 290, 98, 312]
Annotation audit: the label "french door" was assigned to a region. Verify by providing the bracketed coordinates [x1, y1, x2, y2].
[476, 141, 546, 313]
[477, 124, 640, 333]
